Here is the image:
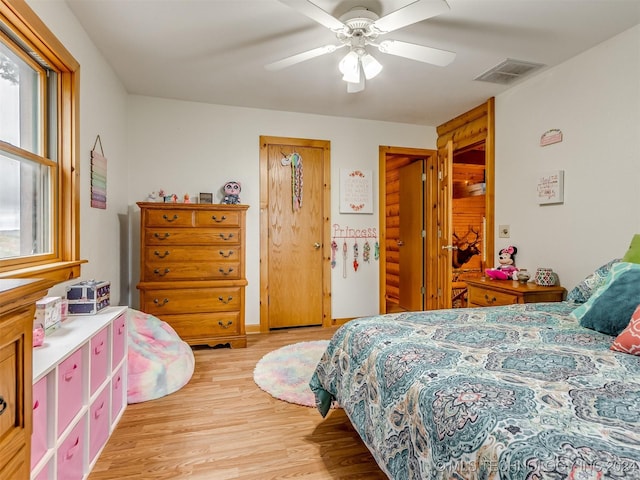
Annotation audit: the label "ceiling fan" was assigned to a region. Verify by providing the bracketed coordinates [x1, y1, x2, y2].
[266, 0, 456, 93]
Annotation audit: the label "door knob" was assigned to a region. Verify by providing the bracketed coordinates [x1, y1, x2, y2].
[313, 242, 321, 249]
[397, 240, 404, 246]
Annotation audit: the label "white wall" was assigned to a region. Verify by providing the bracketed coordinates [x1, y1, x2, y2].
[28, 1, 129, 304]
[126, 97, 435, 323]
[495, 25, 640, 291]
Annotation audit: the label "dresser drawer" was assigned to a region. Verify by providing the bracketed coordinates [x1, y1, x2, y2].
[195, 209, 241, 227]
[31, 376, 48, 469]
[142, 287, 243, 314]
[160, 312, 241, 339]
[90, 327, 109, 395]
[144, 261, 242, 281]
[57, 349, 83, 436]
[144, 245, 241, 264]
[89, 387, 110, 463]
[112, 314, 127, 367]
[145, 209, 194, 227]
[468, 287, 519, 306]
[57, 415, 85, 480]
[144, 227, 241, 246]
[111, 365, 125, 423]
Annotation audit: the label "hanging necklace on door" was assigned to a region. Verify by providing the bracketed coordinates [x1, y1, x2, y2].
[342, 240, 348, 278]
[281, 151, 303, 211]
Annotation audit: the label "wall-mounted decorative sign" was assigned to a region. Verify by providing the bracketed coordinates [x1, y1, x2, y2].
[537, 170, 564, 205]
[339, 168, 373, 214]
[540, 129, 563, 146]
[91, 135, 107, 209]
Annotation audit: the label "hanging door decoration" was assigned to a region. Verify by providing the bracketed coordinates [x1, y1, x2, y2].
[281, 151, 303, 211]
[91, 135, 107, 209]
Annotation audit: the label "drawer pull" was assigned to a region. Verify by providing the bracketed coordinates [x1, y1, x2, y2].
[154, 250, 170, 258]
[33, 399, 40, 410]
[162, 214, 179, 222]
[154, 232, 171, 240]
[219, 267, 234, 276]
[0, 396, 6, 415]
[484, 294, 497, 304]
[94, 402, 105, 419]
[218, 295, 234, 304]
[218, 320, 233, 329]
[219, 250, 234, 258]
[154, 268, 171, 277]
[66, 437, 80, 459]
[218, 233, 235, 241]
[94, 341, 105, 355]
[212, 215, 227, 223]
[64, 364, 78, 381]
[153, 298, 170, 307]
[115, 376, 122, 388]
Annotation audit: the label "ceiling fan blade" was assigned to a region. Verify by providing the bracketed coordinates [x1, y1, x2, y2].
[373, 0, 450, 33]
[377, 40, 455, 67]
[278, 0, 346, 31]
[265, 44, 343, 71]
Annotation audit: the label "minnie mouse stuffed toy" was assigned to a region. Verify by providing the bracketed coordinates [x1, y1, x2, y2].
[485, 246, 519, 280]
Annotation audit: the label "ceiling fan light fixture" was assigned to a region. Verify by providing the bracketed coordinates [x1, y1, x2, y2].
[339, 50, 361, 83]
[361, 53, 383, 79]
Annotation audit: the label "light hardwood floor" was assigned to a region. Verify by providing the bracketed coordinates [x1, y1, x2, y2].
[89, 326, 387, 480]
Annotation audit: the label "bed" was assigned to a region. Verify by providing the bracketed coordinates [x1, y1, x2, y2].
[310, 260, 640, 479]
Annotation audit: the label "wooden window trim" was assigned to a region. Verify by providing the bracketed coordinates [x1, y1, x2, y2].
[0, 0, 85, 283]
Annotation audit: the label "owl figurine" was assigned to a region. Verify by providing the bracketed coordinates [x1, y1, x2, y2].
[221, 181, 241, 205]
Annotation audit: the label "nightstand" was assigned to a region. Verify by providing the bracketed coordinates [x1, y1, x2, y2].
[465, 277, 566, 307]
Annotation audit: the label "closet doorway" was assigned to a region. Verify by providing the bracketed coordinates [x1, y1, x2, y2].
[379, 98, 495, 313]
[378, 146, 436, 313]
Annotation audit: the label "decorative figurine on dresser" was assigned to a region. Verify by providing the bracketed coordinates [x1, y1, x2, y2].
[136, 202, 249, 348]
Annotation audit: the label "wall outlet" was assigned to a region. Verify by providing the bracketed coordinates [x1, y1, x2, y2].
[499, 225, 510, 238]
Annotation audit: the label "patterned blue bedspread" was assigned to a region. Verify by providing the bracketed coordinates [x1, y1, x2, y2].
[309, 302, 640, 479]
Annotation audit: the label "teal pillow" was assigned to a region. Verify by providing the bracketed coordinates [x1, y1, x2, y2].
[622, 234, 640, 264]
[572, 262, 640, 336]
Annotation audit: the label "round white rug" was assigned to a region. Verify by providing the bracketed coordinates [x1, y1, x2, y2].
[253, 340, 332, 407]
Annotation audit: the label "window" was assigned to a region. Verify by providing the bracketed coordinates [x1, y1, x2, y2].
[0, 0, 83, 282]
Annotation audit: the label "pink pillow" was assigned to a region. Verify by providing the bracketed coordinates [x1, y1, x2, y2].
[611, 304, 640, 355]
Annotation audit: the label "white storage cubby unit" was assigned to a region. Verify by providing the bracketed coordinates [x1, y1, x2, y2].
[30, 306, 128, 480]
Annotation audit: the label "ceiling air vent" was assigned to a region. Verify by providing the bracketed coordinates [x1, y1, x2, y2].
[475, 59, 545, 85]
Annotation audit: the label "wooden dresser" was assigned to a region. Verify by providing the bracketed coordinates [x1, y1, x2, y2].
[0, 278, 53, 480]
[137, 202, 248, 348]
[466, 277, 566, 307]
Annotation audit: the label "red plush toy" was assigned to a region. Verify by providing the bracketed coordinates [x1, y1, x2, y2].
[485, 246, 518, 280]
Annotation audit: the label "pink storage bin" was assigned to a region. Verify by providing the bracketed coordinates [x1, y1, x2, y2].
[57, 348, 83, 436]
[31, 375, 48, 469]
[57, 415, 85, 480]
[90, 327, 109, 395]
[111, 365, 124, 422]
[89, 387, 110, 463]
[112, 314, 126, 366]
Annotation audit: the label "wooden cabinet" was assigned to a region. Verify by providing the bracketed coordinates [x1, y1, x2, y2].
[137, 202, 248, 348]
[466, 277, 566, 307]
[30, 306, 127, 479]
[0, 278, 53, 480]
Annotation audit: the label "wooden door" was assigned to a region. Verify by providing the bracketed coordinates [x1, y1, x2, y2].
[436, 141, 454, 309]
[259, 136, 331, 330]
[398, 160, 425, 311]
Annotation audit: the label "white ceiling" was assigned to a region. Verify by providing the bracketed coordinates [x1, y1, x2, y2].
[65, 0, 640, 126]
